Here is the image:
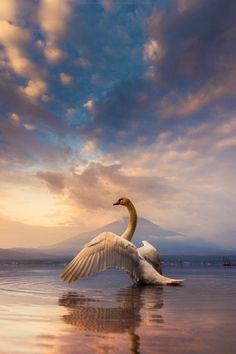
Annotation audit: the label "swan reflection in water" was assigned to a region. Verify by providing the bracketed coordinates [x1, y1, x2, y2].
[58, 286, 164, 353]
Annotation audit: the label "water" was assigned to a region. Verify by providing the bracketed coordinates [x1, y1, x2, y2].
[0, 264, 236, 354]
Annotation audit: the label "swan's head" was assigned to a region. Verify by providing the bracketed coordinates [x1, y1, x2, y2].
[113, 197, 130, 207]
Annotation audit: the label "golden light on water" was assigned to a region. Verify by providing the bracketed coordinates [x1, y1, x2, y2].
[1, 268, 236, 354]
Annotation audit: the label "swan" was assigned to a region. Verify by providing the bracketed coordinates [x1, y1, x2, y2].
[61, 197, 184, 285]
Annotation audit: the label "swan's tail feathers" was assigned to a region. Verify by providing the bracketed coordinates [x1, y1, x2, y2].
[157, 274, 184, 286]
[166, 278, 184, 286]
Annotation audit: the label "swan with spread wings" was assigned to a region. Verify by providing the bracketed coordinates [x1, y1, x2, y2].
[61, 197, 184, 286]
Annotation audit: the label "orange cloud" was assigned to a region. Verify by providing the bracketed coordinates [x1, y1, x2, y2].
[38, 0, 72, 63]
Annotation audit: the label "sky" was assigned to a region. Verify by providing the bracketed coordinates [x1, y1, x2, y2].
[0, 0, 236, 248]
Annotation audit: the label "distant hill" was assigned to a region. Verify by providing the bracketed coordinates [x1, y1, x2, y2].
[43, 217, 235, 257]
[0, 248, 58, 261]
[1, 217, 235, 263]
[43, 217, 182, 256]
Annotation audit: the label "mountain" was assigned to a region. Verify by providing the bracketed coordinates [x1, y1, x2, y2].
[1, 218, 235, 263]
[44, 217, 234, 256]
[0, 248, 58, 261]
[44, 217, 181, 256]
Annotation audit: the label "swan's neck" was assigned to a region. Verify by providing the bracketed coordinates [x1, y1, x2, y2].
[121, 202, 137, 241]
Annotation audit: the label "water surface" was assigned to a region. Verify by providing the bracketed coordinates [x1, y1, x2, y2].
[0, 265, 236, 353]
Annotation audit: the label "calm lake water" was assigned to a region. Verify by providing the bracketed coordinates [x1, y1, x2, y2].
[0, 264, 236, 354]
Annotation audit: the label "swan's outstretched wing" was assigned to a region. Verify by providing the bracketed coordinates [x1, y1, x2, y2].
[60, 232, 141, 283]
[138, 241, 162, 274]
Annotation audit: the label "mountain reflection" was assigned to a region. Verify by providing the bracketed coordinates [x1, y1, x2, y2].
[58, 286, 164, 353]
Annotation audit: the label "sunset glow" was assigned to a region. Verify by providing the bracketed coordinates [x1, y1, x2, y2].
[0, 0, 236, 248]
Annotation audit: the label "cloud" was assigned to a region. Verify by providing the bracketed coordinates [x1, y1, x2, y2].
[0, 0, 236, 248]
[23, 123, 36, 131]
[36, 171, 66, 193]
[100, 0, 114, 12]
[144, 38, 162, 62]
[147, 0, 236, 83]
[35, 161, 177, 228]
[32, 158, 194, 243]
[38, 0, 71, 39]
[7, 104, 236, 247]
[83, 99, 94, 111]
[79, 0, 236, 150]
[177, 0, 202, 13]
[38, 0, 72, 63]
[10, 113, 20, 123]
[82, 140, 97, 154]
[0, 19, 47, 100]
[0, 117, 71, 167]
[34, 116, 236, 247]
[81, 113, 236, 245]
[0, 0, 16, 22]
[0, 77, 66, 133]
[19, 79, 47, 100]
[0, 20, 30, 72]
[59, 72, 72, 85]
[158, 81, 231, 119]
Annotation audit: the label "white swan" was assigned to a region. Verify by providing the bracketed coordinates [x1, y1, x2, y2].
[61, 197, 184, 285]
